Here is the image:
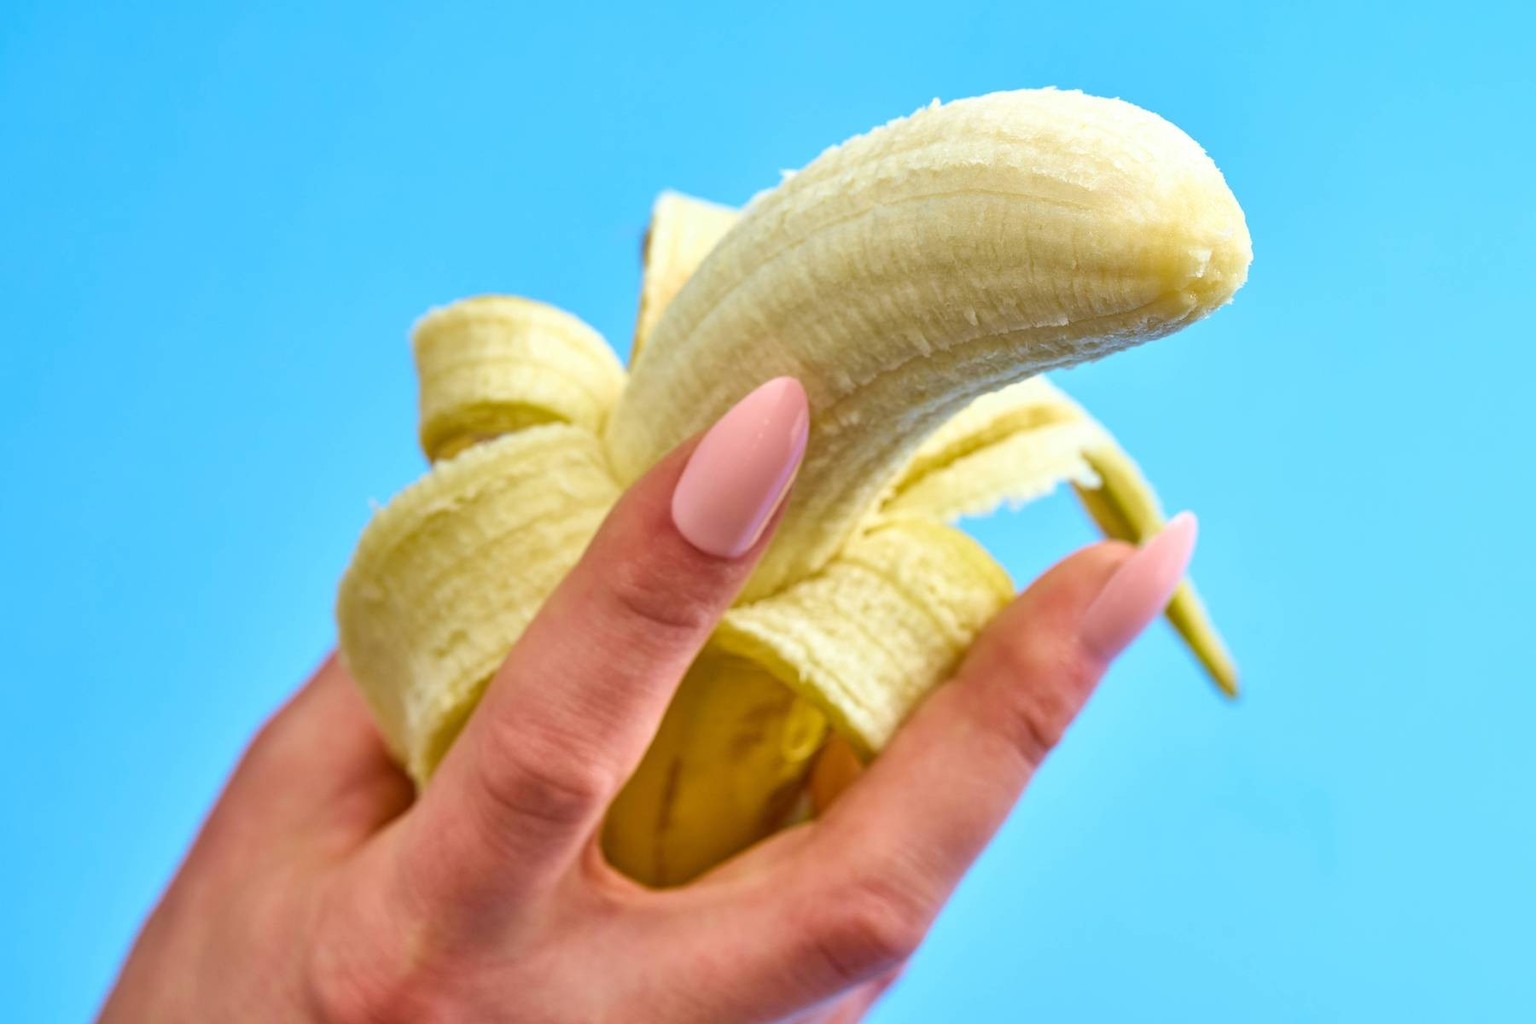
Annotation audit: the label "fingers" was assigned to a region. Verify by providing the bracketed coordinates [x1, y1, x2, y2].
[408, 377, 809, 901]
[716, 515, 1198, 1002]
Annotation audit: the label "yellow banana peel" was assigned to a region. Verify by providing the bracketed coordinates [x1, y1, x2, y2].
[337, 88, 1252, 886]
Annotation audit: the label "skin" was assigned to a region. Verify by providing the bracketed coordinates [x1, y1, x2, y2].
[100, 433, 1138, 1024]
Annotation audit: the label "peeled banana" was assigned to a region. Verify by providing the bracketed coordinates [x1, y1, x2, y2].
[337, 87, 1251, 886]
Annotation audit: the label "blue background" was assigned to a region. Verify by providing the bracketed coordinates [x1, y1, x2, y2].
[3, 2, 1531, 1020]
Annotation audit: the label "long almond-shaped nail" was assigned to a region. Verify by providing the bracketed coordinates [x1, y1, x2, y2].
[671, 377, 810, 558]
[1081, 511, 1199, 661]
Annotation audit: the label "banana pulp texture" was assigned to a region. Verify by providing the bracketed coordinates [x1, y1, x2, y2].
[337, 88, 1251, 886]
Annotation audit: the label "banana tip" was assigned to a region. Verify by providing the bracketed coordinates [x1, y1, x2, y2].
[1213, 669, 1241, 701]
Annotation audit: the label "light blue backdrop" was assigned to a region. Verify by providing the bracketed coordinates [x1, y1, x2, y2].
[3, 2, 1531, 1020]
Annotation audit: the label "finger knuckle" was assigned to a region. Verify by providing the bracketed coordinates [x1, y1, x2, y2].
[473, 717, 614, 836]
[986, 635, 1095, 767]
[811, 872, 931, 984]
[604, 553, 721, 641]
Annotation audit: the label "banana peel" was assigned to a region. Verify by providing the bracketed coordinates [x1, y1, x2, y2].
[337, 88, 1251, 886]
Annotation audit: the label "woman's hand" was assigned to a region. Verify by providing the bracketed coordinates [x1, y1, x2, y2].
[101, 378, 1196, 1023]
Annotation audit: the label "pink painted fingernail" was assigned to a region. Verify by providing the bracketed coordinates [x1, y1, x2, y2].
[1081, 512, 1199, 661]
[671, 376, 810, 558]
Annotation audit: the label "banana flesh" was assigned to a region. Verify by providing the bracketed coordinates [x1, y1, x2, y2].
[336, 87, 1251, 885]
[606, 88, 1250, 601]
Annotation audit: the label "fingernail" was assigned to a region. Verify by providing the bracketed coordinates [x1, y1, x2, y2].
[671, 377, 810, 558]
[1081, 512, 1199, 661]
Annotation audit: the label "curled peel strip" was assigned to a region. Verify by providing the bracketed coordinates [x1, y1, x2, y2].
[338, 424, 620, 784]
[414, 295, 626, 462]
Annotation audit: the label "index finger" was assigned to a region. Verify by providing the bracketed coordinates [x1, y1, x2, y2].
[405, 377, 809, 903]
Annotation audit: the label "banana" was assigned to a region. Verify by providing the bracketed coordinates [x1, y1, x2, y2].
[337, 87, 1251, 885]
[607, 88, 1250, 601]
